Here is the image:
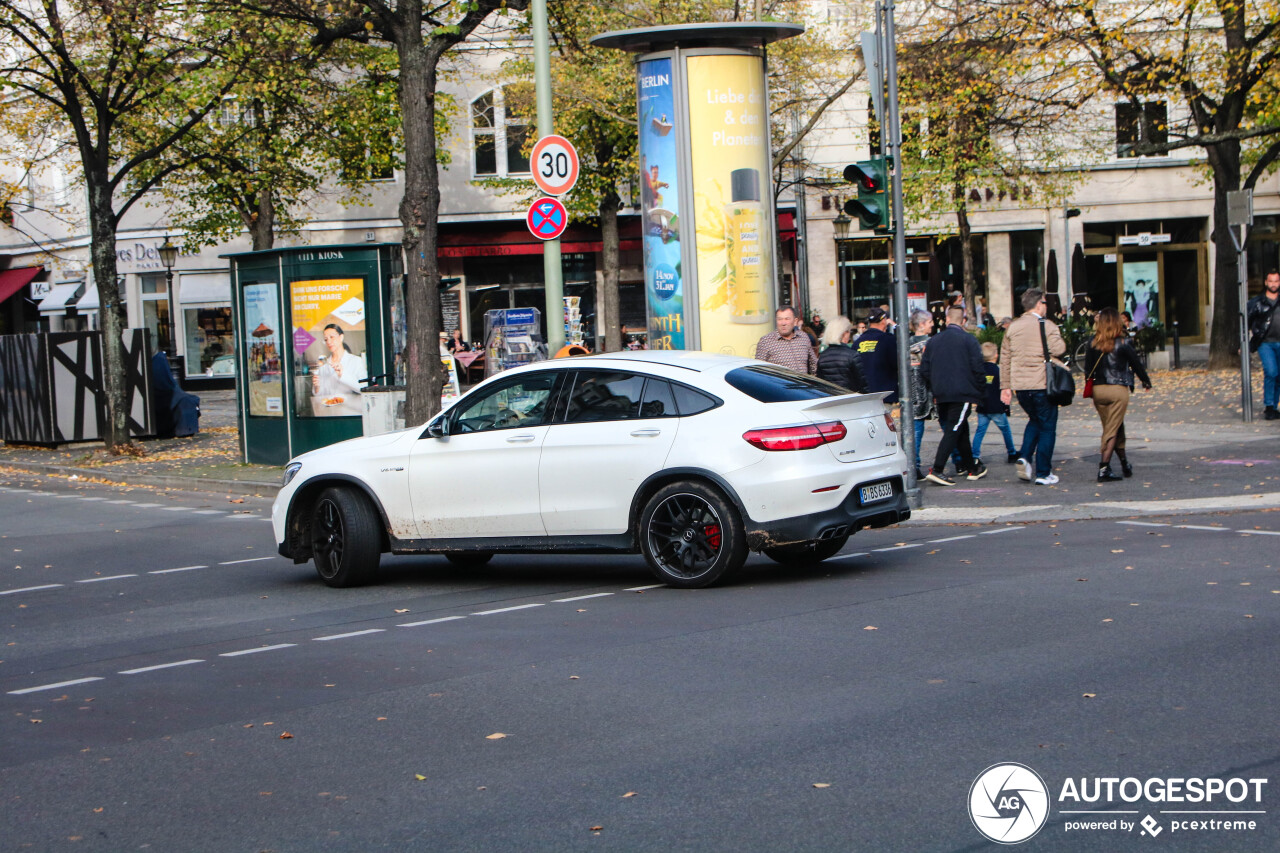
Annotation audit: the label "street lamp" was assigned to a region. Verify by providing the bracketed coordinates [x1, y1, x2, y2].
[157, 235, 179, 360]
[832, 210, 852, 241]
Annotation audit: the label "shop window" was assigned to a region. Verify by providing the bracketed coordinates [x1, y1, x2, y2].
[1083, 222, 1117, 247]
[472, 85, 532, 178]
[1115, 101, 1168, 157]
[185, 306, 235, 376]
[139, 272, 172, 352]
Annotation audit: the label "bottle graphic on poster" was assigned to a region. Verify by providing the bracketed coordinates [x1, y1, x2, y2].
[725, 167, 768, 323]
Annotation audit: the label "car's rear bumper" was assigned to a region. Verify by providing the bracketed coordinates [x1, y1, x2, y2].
[744, 475, 910, 549]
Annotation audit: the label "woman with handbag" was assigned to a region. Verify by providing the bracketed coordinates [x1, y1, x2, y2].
[1084, 307, 1152, 482]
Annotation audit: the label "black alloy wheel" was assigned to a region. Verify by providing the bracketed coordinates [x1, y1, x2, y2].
[639, 480, 747, 588]
[310, 487, 381, 587]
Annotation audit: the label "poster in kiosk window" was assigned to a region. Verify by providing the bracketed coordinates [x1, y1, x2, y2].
[637, 56, 684, 350]
[483, 307, 548, 377]
[289, 278, 368, 417]
[688, 54, 776, 355]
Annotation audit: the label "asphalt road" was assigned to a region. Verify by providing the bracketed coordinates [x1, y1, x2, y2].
[1, 473, 1278, 852]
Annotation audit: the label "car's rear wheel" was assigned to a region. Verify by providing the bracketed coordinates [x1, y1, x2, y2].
[639, 481, 746, 588]
[763, 534, 850, 567]
[445, 552, 494, 567]
[310, 487, 381, 587]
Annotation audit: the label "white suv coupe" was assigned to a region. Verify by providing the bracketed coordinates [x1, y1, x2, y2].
[272, 351, 911, 588]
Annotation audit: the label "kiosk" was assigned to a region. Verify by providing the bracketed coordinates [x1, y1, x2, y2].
[225, 244, 401, 465]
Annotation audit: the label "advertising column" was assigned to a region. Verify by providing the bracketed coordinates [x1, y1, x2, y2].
[637, 57, 685, 350]
[687, 54, 776, 356]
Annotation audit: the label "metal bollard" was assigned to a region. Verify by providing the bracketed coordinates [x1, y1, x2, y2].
[1172, 321, 1180, 370]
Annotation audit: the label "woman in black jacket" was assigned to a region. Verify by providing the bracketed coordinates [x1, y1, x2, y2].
[1085, 307, 1153, 482]
[816, 315, 868, 393]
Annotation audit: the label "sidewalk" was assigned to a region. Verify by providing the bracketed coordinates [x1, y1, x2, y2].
[1, 361, 1277, 522]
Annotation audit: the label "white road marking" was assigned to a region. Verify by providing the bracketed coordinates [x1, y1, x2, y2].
[979, 527, 1023, 534]
[1175, 525, 1231, 532]
[873, 544, 920, 552]
[220, 644, 297, 657]
[119, 659, 203, 675]
[313, 629, 385, 641]
[828, 552, 870, 561]
[624, 584, 665, 591]
[193, 510, 224, 515]
[1238, 529, 1280, 536]
[553, 593, 614, 603]
[52, 494, 82, 499]
[103, 499, 135, 504]
[928, 535, 976, 543]
[131, 503, 161, 508]
[1116, 521, 1169, 527]
[78, 497, 105, 502]
[218, 556, 274, 565]
[0, 584, 63, 596]
[472, 603, 545, 615]
[225, 515, 262, 521]
[149, 565, 207, 574]
[8, 677, 104, 695]
[398, 615, 467, 628]
[76, 574, 137, 583]
[161, 506, 192, 512]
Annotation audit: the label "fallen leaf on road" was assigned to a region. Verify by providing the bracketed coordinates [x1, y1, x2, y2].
[415, 774, 427, 781]
[590, 826, 603, 831]
[229, 498, 245, 504]
[395, 608, 409, 613]
[377, 717, 387, 721]
[486, 733, 507, 740]
[1077, 578, 1088, 582]
[569, 676, 580, 680]
[864, 626, 877, 631]
[622, 792, 637, 798]
[1245, 614, 1255, 618]
[1102, 619, 1113, 623]
[1111, 549, 1124, 553]
[279, 732, 294, 739]
[813, 783, 831, 788]
[1082, 693, 1097, 698]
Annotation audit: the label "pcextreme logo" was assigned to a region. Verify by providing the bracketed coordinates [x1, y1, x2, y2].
[968, 763, 1269, 844]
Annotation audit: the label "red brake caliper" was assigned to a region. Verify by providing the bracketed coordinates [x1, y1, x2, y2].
[703, 524, 721, 551]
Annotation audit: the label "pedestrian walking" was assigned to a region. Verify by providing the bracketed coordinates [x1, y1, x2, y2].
[855, 306, 899, 403]
[920, 306, 987, 485]
[908, 308, 936, 479]
[816, 316, 869, 393]
[999, 288, 1067, 485]
[754, 305, 816, 374]
[1247, 270, 1280, 420]
[1085, 307, 1152, 482]
[971, 341, 1017, 463]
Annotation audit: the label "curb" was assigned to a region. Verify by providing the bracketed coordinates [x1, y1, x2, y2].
[0, 460, 278, 495]
[905, 491, 1280, 524]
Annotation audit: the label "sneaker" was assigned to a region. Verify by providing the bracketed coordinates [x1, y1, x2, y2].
[1006, 453, 1019, 464]
[1034, 473, 1060, 486]
[1097, 466, 1123, 482]
[967, 461, 989, 481]
[925, 469, 956, 486]
[1016, 457, 1032, 481]
[1266, 407, 1279, 421]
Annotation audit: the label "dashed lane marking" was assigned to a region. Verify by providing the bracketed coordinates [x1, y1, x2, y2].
[1239, 529, 1280, 536]
[398, 615, 467, 628]
[979, 527, 1023, 535]
[473, 603, 545, 616]
[161, 506, 193, 512]
[78, 497, 105, 502]
[1117, 521, 1169, 527]
[218, 556, 275, 565]
[873, 544, 920, 552]
[119, 659, 203, 675]
[929, 535, 976, 543]
[149, 565, 207, 574]
[313, 629, 385, 641]
[0, 584, 63, 596]
[1175, 525, 1232, 532]
[220, 644, 297, 657]
[130, 503, 162, 508]
[828, 552, 870, 561]
[624, 584, 664, 591]
[8, 677, 104, 695]
[76, 574, 137, 583]
[553, 593, 614, 603]
[193, 510, 224, 515]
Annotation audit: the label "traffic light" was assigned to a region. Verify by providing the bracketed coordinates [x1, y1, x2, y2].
[843, 158, 890, 232]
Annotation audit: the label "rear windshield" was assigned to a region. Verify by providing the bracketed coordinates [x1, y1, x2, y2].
[725, 366, 850, 403]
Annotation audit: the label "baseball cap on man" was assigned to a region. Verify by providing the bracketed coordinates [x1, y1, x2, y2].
[866, 307, 888, 323]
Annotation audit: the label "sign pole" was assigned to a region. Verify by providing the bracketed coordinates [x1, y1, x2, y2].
[531, 0, 565, 352]
[1228, 189, 1253, 423]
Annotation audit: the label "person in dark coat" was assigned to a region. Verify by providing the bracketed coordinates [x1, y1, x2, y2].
[855, 306, 898, 403]
[920, 306, 987, 485]
[815, 316, 868, 393]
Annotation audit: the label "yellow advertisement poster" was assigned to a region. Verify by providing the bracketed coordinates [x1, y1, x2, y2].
[686, 54, 776, 356]
[289, 278, 368, 417]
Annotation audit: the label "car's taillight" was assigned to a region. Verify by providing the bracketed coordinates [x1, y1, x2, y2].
[743, 421, 847, 451]
[883, 412, 898, 433]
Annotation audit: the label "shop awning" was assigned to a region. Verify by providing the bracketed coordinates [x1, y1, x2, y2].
[0, 266, 42, 304]
[178, 271, 230, 304]
[77, 283, 100, 310]
[38, 282, 85, 313]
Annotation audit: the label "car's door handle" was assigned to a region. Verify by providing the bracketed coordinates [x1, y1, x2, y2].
[630, 429, 661, 437]
[506, 434, 536, 443]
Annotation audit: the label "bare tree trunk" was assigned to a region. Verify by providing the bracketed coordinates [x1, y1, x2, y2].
[86, 171, 129, 449]
[396, 35, 446, 425]
[1207, 140, 1244, 369]
[250, 192, 275, 251]
[957, 199, 977, 325]
[599, 189, 622, 352]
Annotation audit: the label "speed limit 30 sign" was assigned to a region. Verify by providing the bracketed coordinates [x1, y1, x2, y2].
[530, 134, 579, 196]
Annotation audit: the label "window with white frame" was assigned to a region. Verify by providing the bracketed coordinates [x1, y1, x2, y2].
[472, 85, 532, 177]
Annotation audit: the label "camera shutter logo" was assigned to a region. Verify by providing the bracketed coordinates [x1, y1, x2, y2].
[969, 763, 1050, 844]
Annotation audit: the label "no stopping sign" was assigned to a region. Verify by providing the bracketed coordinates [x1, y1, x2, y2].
[526, 197, 568, 241]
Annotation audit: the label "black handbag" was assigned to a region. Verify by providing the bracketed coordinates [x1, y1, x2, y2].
[1040, 319, 1074, 407]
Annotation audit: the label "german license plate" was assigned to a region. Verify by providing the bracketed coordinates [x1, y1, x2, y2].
[860, 481, 894, 504]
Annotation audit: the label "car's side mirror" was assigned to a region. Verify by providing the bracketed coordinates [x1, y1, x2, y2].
[425, 416, 449, 439]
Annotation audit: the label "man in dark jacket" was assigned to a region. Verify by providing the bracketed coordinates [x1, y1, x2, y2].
[855, 306, 898, 403]
[1247, 270, 1280, 419]
[920, 306, 987, 485]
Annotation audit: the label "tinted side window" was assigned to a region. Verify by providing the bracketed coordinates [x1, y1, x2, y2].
[671, 383, 719, 416]
[639, 378, 678, 418]
[449, 373, 558, 433]
[724, 366, 847, 403]
[563, 371, 645, 423]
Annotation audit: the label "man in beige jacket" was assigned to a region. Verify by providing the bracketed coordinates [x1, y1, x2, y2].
[999, 288, 1067, 485]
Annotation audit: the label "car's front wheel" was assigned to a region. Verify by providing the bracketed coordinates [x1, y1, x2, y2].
[310, 487, 381, 587]
[763, 534, 850, 567]
[638, 481, 747, 588]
